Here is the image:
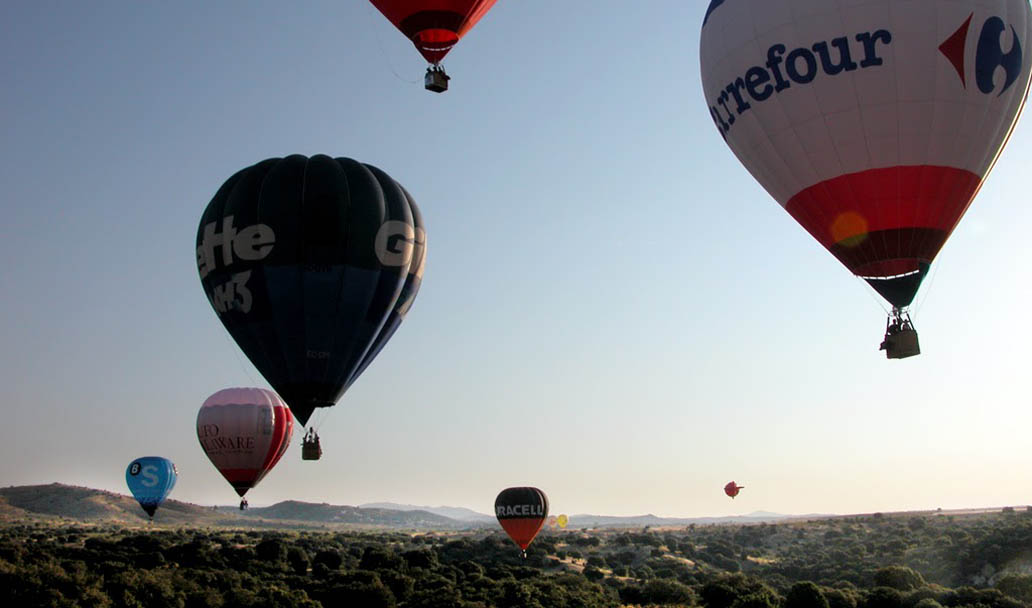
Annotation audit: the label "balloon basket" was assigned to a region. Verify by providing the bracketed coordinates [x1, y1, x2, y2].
[302, 432, 323, 461]
[880, 314, 920, 359]
[425, 67, 449, 93]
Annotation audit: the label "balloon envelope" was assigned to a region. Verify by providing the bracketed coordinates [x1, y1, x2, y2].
[196, 155, 426, 426]
[370, 0, 497, 64]
[495, 487, 549, 551]
[126, 457, 177, 517]
[700, 0, 1032, 309]
[197, 387, 294, 497]
[724, 481, 743, 499]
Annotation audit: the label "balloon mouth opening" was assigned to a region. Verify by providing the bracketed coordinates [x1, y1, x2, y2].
[415, 31, 459, 51]
[858, 268, 922, 281]
[414, 30, 457, 63]
[855, 260, 925, 280]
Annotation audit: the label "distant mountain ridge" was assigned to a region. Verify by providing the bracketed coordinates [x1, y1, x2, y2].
[0, 484, 799, 529]
[360, 502, 496, 522]
[9, 483, 1006, 531]
[360, 502, 796, 527]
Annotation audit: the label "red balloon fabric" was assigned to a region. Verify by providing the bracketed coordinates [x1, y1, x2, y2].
[370, 0, 497, 64]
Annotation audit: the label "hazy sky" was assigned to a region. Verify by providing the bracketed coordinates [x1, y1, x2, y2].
[2, 1, 1031, 520]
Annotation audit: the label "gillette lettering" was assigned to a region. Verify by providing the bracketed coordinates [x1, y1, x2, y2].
[709, 30, 892, 137]
[208, 270, 253, 314]
[197, 215, 274, 315]
[375, 220, 421, 266]
[197, 215, 275, 279]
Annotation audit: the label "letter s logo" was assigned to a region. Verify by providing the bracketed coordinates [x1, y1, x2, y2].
[140, 465, 159, 487]
[976, 16, 1023, 95]
[375, 221, 416, 267]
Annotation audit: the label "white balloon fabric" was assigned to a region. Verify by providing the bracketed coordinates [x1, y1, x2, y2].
[700, 0, 1032, 308]
[196, 387, 294, 497]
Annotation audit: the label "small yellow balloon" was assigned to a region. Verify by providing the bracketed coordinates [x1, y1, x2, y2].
[557, 514, 568, 529]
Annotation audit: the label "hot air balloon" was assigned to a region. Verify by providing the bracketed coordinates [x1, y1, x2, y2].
[369, 0, 498, 92]
[724, 481, 743, 499]
[495, 487, 549, 557]
[557, 513, 569, 529]
[197, 388, 294, 509]
[126, 457, 177, 520]
[700, 0, 1032, 358]
[196, 155, 426, 452]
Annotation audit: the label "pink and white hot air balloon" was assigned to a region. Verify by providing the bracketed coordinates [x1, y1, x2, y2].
[700, 0, 1032, 358]
[197, 388, 294, 509]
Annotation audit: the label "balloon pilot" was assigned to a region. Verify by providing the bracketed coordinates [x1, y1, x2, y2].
[880, 309, 920, 359]
[425, 64, 450, 93]
[302, 427, 323, 461]
[239, 497, 248, 511]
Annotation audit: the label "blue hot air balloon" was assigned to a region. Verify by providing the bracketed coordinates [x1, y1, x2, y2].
[125, 457, 178, 519]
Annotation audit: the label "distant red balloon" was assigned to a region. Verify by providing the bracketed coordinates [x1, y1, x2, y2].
[369, 0, 497, 65]
[724, 481, 744, 499]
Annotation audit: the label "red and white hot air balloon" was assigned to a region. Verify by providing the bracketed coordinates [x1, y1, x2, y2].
[197, 388, 294, 509]
[700, 0, 1032, 358]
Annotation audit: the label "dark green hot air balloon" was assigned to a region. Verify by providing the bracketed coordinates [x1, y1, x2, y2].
[197, 155, 426, 430]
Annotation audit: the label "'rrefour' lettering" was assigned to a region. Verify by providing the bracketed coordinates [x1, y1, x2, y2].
[709, 30, 891, 138]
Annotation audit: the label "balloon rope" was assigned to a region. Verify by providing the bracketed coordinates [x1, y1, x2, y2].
[364, 2, 421, 85]
[855, 275, 891, 317]
[910, 256, 941, 319]
[222, 328, 261, 387]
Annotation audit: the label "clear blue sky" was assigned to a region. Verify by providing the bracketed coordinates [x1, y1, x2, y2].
[2, 1, 1031, 519]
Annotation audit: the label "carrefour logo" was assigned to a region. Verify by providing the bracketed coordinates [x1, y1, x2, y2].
[939, 13, 1024, 95]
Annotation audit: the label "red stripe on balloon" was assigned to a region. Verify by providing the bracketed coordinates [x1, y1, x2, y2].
[499, 517, 546, 550]
[784, 165, 980, 275]
[260, 404, 292, 473]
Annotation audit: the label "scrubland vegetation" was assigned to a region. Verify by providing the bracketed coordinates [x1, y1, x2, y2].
[4, 509, 1032, 607]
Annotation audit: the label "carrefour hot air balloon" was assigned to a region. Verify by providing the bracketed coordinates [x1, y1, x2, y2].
[495, 487, 549, 557]
[700, 0, 1032, 358]
[197, 155, 426, 452]
[197, 388, 294, 509]
[126, 457, 177, 520]
[724, 481, 744, 499]
[369, 0, 497, 92]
